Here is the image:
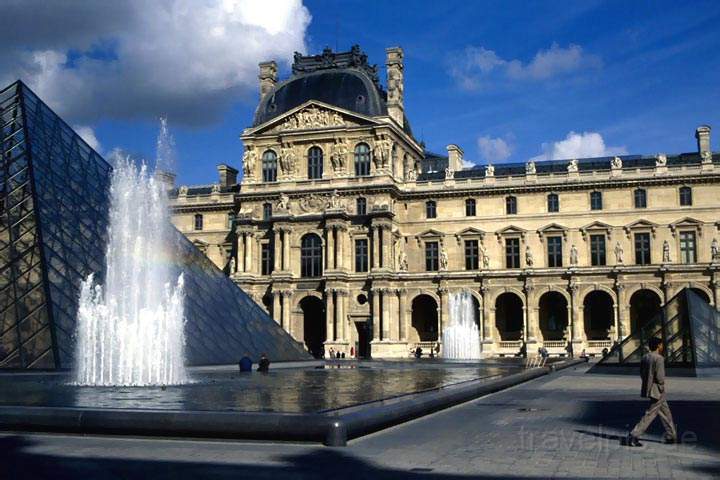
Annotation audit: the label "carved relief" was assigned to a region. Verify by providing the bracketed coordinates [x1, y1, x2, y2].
[273, 106, 346, 132]
[373, 136, 392, 169]
[298, 194, 329, 213]
[242, 146, 257, 178]
[279, 143, 297, 178]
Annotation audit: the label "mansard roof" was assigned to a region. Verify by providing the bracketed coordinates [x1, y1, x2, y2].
[417, 152, 719, 181]
[253, 45, 413, 136]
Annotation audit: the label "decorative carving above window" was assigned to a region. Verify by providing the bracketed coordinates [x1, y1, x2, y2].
[273, 106, 347, 132]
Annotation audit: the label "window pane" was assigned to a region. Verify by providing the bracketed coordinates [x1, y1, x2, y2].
[590, 234, 606, 266]
[506, 196, 517, 215]
[262, 150, 277, 182]
[301, 234, 323, 277]
[505, 238, 520, 268]
[194, 214, 203, 231]
[263, 203, 272, 220]
[680, 187, 692, 206]
[307, 146, 323, 179]
[634, 189, 647, 208]
[465, 240, 479, 270]
[355, 239, 369, 272]
[547, 194, 559, 212]
[261, 243, 273, 275]
[425, 241, 439, 271]
[634, 233, 651, 265]
[547, 236, 562, 267]
[679, 231, 696, 264]
[465, 199, 476, 216]
[356, 197, 366, 215]
[355, 143, 371, 176]
[591, 192, 602, 210]
[426, 201, 436, 218]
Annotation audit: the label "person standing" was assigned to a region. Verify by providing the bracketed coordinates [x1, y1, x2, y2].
[238, 354, 252, 372]
[257, 353, 270, 373]
[627, 337, 677, 446]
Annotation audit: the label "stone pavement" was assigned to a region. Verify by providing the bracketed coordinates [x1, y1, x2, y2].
[1, 363, 718, 479]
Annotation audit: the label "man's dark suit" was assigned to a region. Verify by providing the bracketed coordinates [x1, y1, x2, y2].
[630, 350, 676, 439]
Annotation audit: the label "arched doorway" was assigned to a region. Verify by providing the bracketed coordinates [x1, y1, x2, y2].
[539, 291, 568, 341]
[690, 288, 711, 304]
[300, 296, 326, 358]
[495, 292, 523, 341]
[629, 289, 662, 333]
[411, 294, 439, 341]
[584, 291, 614, 340]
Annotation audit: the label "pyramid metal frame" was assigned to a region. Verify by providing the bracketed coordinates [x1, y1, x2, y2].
[1, 80, 308, 369]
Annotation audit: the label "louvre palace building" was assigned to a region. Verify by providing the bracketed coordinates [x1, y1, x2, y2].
[169, 45, 720, 359]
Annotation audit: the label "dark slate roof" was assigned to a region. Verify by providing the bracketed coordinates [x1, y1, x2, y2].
[418, 152, 720, 181]
[252, 46, 413, 136]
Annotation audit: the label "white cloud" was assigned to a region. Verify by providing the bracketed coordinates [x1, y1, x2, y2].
[0, 0, 311, 126]
[530, 131, 627, 162]
[73, 125, 101, 153]
[450, 43, 601, 90]
[477, 135, 513, 162]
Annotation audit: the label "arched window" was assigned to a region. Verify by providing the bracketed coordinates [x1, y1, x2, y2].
[307, 146, 323, 179]
[634, 188, 647, 208]
[426, 200, 437, 218]
[547, 193, 559, 212]
[679, 186, 692, 206]
[194, 214, 203, 231]
[301, 234, 323, 278]
[355, 143, 371, 176]
[506, 196, 517, 215]
[262, 150, 277, 182]
[356, 197, 367, 215]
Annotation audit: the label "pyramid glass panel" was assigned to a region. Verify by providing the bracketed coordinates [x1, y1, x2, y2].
[0, 81, 308, 369]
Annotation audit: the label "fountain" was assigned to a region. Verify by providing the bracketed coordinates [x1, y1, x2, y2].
[443, 291, 482, 359]
[74, 122, 187, 386]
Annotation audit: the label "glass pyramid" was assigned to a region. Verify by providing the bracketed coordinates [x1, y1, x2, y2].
[0, 81, 308, 369]
[594, 288, 720, 376]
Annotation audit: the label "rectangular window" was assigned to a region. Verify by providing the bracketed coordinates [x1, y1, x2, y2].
[506, 196, 517, 215]
[261, 242, 273, 275]
[465, 199, 476, 216]
[634, 189, 647, 208]
[464, 240, 479, 270]
[426, 201, 437, 219]
[590, 191, 603, 210]
[425, 241, 439, 271]
[356, 198, 367, 215]
[679, 231, 697, 264]
[355, 239, 369, 272]
[680, 187, 693, 206]
[547, 236, 563, 267]
[590, 234, 606, 266]
[547, 194, 559, 213]
[634, 232, 651, 265]
[505, 238, 520, 269]
[263, 203, 272, 221]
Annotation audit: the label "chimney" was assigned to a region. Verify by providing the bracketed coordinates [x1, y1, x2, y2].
[385, 47, 404, 127]
[696, 125, 711, 155]
[217, 164, 238, 187]
[446, 144, 464, 171]
[154, 170, 176, 191]
[258, 61, 278, 99]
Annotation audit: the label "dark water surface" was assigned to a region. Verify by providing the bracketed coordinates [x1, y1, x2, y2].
[0, 359, 527, 413]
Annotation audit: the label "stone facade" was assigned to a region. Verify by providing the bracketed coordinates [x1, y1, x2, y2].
[170, 46, 720, 359]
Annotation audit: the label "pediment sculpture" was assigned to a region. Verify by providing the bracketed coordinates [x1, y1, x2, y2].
[274, 106, 346, 132]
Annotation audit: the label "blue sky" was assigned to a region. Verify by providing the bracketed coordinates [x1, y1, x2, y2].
[2, 1, 719, 185]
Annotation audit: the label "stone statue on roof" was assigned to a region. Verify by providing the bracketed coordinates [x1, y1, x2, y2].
[567, 159, 578, 173]
[655, 153, 667, 167]
[611, 156, 623, 169]
[526, 161, 536, 175]
[485, 164, 494, 177]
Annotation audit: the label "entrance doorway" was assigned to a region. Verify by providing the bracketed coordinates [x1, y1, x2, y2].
[495, 292, 524, 341]
[354, 321, 370, 358]
[583, 290, 614, 340]
[300, 296, 326, 358]
[411, 294, 439, 341]
[539, 291, 568, 341]
[629, 289, 662, 333]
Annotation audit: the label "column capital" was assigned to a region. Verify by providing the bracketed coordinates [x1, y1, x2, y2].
[281, 289, 294, 297]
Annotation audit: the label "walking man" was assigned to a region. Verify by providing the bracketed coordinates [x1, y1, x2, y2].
[627, 337, 677, 446]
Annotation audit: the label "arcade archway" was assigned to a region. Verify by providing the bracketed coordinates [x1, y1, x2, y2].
[629, 289, 662, 333]
[584, 290, 614, 340]
[495, 292, 523, 341]
[300, 296, 326, 358]
[411, 294, 439, 341]
[539, 291, 568, 341]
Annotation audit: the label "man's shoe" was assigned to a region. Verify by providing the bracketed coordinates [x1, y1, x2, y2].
[627, 434, 643, 447]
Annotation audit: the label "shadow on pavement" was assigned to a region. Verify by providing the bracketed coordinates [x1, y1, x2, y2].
[0, 434, 590, 480]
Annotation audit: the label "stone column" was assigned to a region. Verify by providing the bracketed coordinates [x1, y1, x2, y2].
[282, 228, 292, 271]
[381, 288, 392, 340]
[712, 273, 720, 307]
[336, 226, 345, 270]
[524, 285, 537, 343]
[569, 282, 581, 342]
[615, 282, 628, 340]
[282, 290, 292, 337]
[398, 288, 407, 341]
[371, 226, 379, 269]
[243, 232, 252, 273]
[272, 290, 282, 326]
[273, 229, 281, 272]
[381, 225, 391, 269]
[326, 289, 335, 342]
[481, 286, 492, 342]
[337, 290, 347, 342]
[372, 288, 380, 341]
[325, 227, 335, 270]
[438, 287, 449, 339]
